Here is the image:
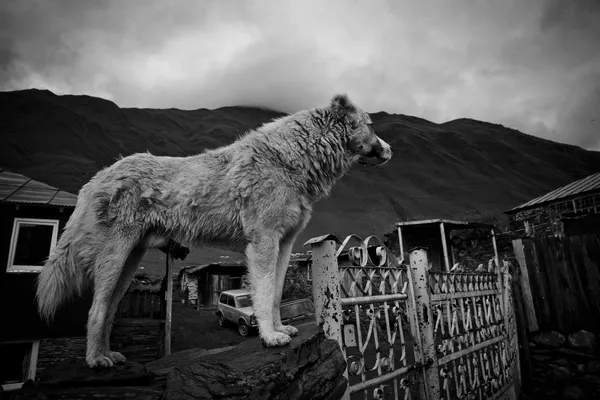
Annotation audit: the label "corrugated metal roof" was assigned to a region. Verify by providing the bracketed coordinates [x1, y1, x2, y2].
[507, 172, 600, 212]
[395, 219, 495, 229]
[0, 168, 77, 207]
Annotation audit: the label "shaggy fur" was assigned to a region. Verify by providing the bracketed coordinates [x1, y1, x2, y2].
[35, 93, 393, 368]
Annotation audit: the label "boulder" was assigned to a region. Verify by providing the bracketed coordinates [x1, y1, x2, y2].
[156, 324, 348, 400]
[562, 385, 585, 400]
[567, 330, 597, 355]
[587, 360, 600, 375]
[533, 331, 566, 348]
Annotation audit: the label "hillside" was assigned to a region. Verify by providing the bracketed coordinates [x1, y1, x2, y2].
[2, 89, 600, 272]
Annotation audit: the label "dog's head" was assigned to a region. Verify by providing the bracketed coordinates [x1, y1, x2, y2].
[329, 94, 393, 166]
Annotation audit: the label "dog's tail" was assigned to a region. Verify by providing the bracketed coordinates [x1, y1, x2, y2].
[36, 227, 88, 323]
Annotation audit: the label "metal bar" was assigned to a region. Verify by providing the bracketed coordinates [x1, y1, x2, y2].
[440, 222, 451, 271]
[349, 364, 413, 394]
[438, 335, 507, 365]
[341, 293, 408, 306]
[488, 379, 516, 400]
[431, 289, 499, 301]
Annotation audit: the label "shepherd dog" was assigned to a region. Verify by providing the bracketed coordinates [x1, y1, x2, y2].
[36, 93, 393, 368]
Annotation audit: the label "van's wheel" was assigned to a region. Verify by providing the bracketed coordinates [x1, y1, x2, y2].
[218, 314, 226, 327]
[238, 321, 249, 337]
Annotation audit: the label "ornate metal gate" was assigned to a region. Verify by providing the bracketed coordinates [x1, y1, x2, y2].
[305, 233, 519, 400]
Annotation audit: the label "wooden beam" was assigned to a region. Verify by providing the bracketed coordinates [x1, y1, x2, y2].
[439, 222, 450, 271]
[196, 275, 200, 310]
[397, 226, 405, 264]
[491, 228, 501, 273]
[512, 239, 538, 331]
[164, 251, 173, 356]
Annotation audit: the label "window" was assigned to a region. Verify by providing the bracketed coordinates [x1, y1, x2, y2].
[227, 295, 236, 307]
[219, 293, 227, 305]
[0, 340, 39, 392]
[236, 295, 253, 308]
[524, 220, 535, 237]
[7, 218, 59, 272]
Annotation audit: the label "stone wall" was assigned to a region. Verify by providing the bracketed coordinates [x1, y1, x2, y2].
[528, 330, 600, 399]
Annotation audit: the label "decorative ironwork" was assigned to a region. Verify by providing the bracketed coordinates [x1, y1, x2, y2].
[334, 234, 417, 400]
[305, 233, 519, 400]
[429, 267, 518, 399]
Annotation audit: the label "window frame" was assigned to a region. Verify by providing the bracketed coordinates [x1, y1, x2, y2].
[6, 218, 60, 273]
[0, 340, 40, 392]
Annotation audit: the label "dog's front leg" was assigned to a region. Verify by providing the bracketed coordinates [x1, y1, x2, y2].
[246, 233, 292, 347]
[273, 234, 299, 337]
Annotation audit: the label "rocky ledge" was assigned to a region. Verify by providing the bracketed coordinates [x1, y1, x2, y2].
[12, 324, 347, 400]
[151, 323, 348, 400]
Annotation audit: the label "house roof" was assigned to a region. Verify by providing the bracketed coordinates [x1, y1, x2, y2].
[395, 219, 495, 230]
[0, 168, 77, 207]
[180, 261, 246, 276]
[506, 172, 600, 213]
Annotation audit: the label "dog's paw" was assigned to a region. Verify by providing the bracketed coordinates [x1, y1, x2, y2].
[107, 351, 127, 364]
[86, 354, 114, 368]
[275, 324, 299, 337]
[260, 331, 292, 347]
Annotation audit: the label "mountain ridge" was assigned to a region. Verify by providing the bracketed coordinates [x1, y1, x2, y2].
[2, 88, 599, 271]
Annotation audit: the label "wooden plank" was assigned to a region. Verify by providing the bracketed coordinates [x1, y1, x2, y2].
[528, 239, 551, 330]
[512, 239, 538, 331]
[561, 236, 592, 331]
[546, 236, 572, 332]
[580, 234, 600, 330]
[511, 272, 531, 398]
[165, 253, 173, 356]
[541, 236, 567, 331]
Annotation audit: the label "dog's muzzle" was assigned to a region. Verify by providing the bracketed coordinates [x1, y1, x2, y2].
[359, 137, 393, 166]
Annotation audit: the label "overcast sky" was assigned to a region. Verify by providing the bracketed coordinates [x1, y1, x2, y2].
[1, 0, 599, 150]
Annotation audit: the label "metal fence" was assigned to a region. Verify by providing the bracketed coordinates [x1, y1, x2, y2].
[305, 233, 519, 400]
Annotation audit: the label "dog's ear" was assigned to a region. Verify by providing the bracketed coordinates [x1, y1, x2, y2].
[330, 93, 357, 116]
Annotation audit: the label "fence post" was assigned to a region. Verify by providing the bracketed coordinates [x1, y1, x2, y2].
[304, 234, 348, 399]
[503, 270, 520, 400]
[407, 247, 440, 399]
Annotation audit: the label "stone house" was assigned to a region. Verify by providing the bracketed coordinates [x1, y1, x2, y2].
[505, 172, 600, 238]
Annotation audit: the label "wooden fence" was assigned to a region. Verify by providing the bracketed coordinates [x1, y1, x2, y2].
[116, 290, 165, 319]
[511, 233, 600, 334]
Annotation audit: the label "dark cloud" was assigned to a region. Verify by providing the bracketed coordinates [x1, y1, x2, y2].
[0, 0, 599, 150]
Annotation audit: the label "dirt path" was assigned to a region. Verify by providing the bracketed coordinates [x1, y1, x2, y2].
[171, 302, 247, 352]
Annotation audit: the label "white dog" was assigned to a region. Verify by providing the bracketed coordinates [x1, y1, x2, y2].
[36, 93, 393, 368]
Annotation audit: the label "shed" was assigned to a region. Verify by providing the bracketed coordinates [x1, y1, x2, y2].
[0, 169, 83, 392]
[395, 219, 501, 272]
[504, 172, 600, 237]
[179, 262, 248, 309]
[0, 169, 173, 393]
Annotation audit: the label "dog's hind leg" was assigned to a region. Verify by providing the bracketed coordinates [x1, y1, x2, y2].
[85, 239, 136, 368]
[101, 245, 147, 365]
[246, 232, 292, 347]
[273, 232, 300, 337]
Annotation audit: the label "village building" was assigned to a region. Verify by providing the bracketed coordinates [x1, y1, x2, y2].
[178, 254, 313, 308]
[504, 172, 600, 238]
[0, 169, 170, 393]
